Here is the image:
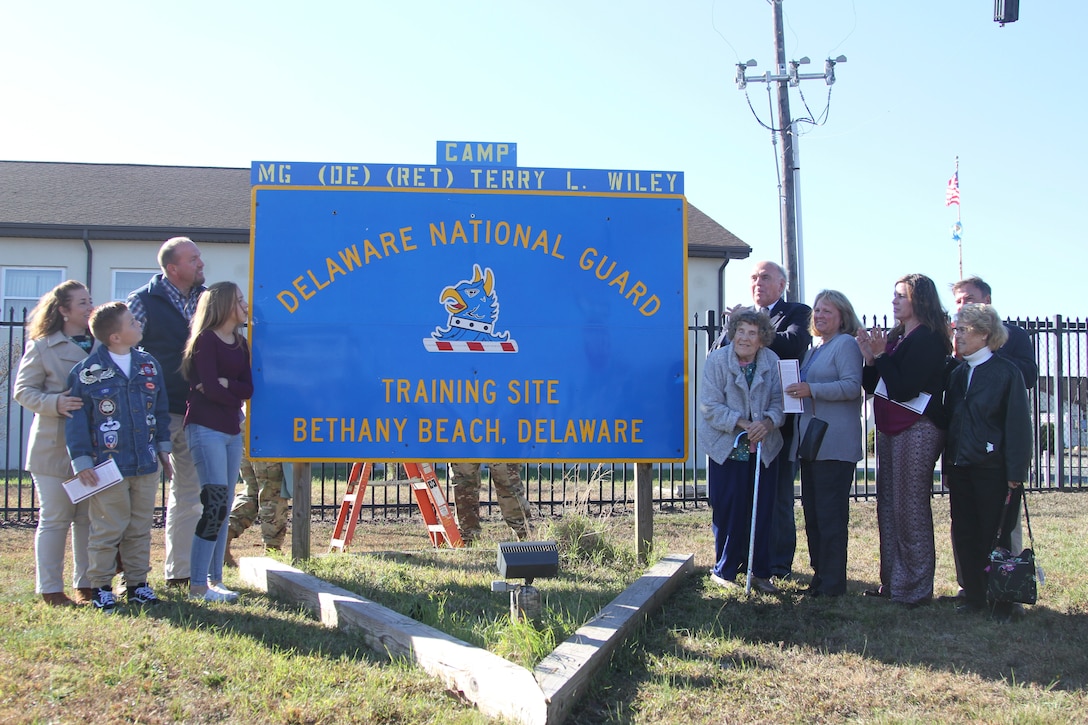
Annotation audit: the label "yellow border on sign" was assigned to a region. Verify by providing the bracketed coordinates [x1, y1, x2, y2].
[245, 184, 689, 465]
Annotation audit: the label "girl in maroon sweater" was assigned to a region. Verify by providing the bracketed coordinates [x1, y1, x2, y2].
[181, 282, 253, 603]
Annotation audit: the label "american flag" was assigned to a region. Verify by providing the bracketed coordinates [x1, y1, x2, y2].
[945, 171, 960, 206]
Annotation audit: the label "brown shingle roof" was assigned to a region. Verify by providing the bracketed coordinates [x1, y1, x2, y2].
[0, 160, 750, 258]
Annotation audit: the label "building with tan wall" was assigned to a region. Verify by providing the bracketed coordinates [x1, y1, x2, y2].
[0, 159, 753, 466]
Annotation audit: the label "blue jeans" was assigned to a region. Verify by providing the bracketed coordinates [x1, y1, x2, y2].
[186, 424, 242, 586]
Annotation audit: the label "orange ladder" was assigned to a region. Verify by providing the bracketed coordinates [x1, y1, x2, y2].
[330, 462, 463, 552]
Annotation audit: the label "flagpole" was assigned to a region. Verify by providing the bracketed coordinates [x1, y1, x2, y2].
[956, 157, 962, 279]
[947, 157, 962, 279]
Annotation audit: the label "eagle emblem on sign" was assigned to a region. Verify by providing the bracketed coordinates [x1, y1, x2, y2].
[423, 264, 518, 353]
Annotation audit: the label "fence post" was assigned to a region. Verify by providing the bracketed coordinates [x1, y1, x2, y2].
[1055, 315, 1065, 489]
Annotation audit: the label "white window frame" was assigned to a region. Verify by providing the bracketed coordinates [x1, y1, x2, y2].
[1, 267, 65, 322]
[112, 269, 158, 302]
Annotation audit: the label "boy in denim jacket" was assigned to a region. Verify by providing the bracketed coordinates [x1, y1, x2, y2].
[66, 302, 173, 613]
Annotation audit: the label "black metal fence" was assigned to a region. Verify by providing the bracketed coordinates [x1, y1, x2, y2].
[3, 311, 1085, 523]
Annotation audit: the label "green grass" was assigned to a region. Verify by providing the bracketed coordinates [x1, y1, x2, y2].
[1, 493, 1086, 724]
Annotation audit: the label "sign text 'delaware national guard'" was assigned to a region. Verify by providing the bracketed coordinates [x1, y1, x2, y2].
[247, 144, 688, 463]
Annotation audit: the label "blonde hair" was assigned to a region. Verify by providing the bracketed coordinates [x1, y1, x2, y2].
[180, 281, 242, 381]
[810, 289, 862, 337]
[955, 303, 1008, 351]
[26, 280, 89, 339]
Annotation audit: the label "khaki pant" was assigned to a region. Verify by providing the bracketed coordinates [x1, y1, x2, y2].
[87, 472, 159, 588]
[163, 413, 201, 580]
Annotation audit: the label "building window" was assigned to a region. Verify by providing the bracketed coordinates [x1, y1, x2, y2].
[113, 270, 157, 301]
[2, 267, 64, 322]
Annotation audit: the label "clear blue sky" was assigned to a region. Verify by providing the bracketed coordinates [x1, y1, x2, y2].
[2, 1, 1081, 320]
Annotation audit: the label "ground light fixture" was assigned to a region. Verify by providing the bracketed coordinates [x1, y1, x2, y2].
[491, 541, 560, 623]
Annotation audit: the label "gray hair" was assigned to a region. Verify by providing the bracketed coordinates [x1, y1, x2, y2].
[955, 303, 1008, 351]
[726, 307, 776, 347]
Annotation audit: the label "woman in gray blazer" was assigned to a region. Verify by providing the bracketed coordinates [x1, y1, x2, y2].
[785, 290, 864, 597]
[13, 280, 96, 606]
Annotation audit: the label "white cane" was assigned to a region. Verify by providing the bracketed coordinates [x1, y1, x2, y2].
[745, 439, 764, 596]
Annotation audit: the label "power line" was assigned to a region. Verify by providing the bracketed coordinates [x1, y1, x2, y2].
[733, 0, 847, 304]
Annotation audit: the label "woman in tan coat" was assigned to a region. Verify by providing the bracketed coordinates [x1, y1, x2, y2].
[13, 280, 96, 606]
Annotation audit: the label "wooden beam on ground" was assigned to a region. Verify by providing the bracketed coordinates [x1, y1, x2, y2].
[239, 556, 547, 725]
[238, 551, 694, 724]
[634, 462, 654, 565]
[533, 553, 694, 724]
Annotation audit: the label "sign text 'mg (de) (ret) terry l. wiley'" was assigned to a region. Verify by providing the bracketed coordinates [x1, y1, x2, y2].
[247, 146, 687, 463]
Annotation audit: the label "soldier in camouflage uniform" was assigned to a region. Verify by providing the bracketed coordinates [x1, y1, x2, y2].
[450, 462, 531, 543]
[225, 458, 289, 566]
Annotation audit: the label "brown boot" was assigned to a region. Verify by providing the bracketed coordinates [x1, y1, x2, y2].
[73, 588, 96, 605]
[224, 531, 238, 568]
[42, 592, 75, 607]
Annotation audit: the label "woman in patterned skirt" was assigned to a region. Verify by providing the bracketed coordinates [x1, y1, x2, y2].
[856, 274, 950, 607]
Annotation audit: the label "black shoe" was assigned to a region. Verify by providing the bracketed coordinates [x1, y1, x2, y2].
[166, 577, 190, 588]
[751, 577, 782, 594]
[92, 587, 117, 614]
[126, 583, 160, 606]
[862, 587, 890, 599]
[955, 602, 983, 614]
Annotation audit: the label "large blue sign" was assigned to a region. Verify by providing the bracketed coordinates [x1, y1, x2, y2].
[248, 158, 687, 463]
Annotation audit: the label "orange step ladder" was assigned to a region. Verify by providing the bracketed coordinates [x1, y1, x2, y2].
[330, 462, 463, 552]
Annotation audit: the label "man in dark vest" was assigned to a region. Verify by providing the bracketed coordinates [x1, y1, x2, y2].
[127, 237, 206, 586]
[711, 261, 812, 585]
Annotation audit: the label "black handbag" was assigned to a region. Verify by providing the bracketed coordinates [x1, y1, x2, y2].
[797, 399, 828, 461]
[987, 490, 1038, 605]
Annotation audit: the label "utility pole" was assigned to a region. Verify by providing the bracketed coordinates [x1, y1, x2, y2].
[772, 1, 798, 302]
[735, 0, 846, 304]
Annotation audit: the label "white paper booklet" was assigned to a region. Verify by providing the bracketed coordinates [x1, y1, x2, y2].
[779, 359, 803, 414]
[62, 458, 124, 504]
[873, 378, 931, 415]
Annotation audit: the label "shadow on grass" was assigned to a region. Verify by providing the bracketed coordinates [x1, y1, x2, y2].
[105, 590, 389, 665]
[564, 570, 1087, 725]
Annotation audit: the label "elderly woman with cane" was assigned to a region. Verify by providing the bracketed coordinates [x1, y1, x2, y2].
[698, 308, 785, 594]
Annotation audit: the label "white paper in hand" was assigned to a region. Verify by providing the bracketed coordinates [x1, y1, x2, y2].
[779, 359, 803, 414]
[62, 458, 123, 504]
[873, 378, 931, 415]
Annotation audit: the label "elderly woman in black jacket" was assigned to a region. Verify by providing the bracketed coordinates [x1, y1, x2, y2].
[945, 303, 1032, 621]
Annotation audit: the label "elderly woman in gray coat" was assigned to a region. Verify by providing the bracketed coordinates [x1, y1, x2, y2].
[785, 290, 864, 597]
[698, 308, 785, 594]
